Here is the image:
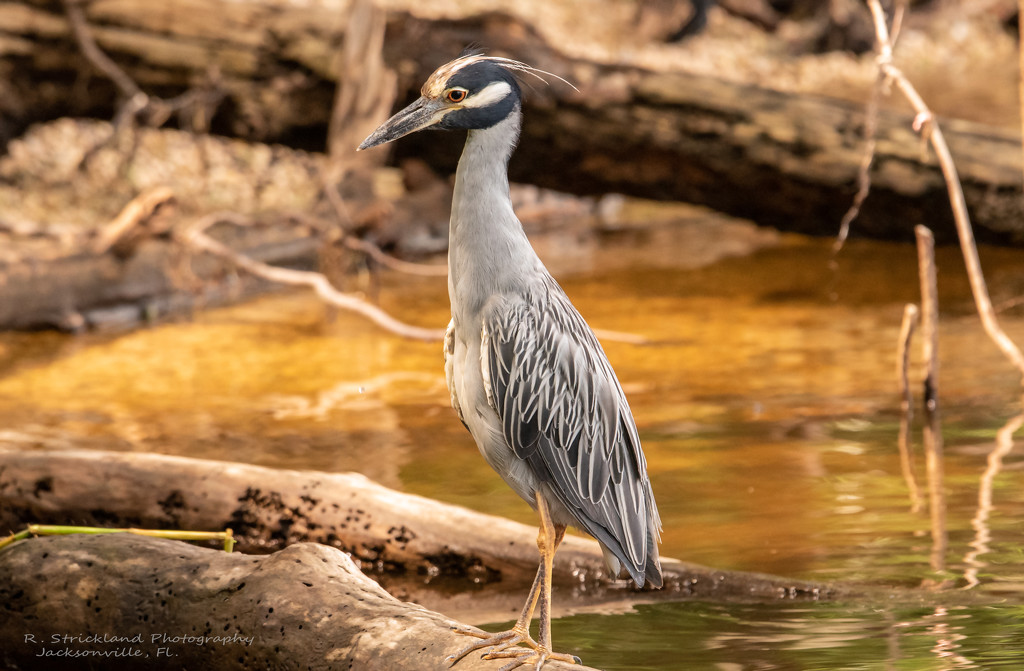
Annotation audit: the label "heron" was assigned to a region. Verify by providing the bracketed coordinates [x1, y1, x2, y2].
[359, 53, 662, 670]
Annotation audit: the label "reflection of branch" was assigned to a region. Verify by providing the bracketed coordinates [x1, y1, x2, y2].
[177, 213, 444, 342]
[865, 0, 1024, 382]
[896, 303, 923, 513]
[269, 373, 445, 421]
[963, 412, 1024, 589]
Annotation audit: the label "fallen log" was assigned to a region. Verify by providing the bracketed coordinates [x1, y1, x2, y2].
[0, 447, 838, 617]
[1, 2, 1021, 243]
[0, 533, 590, 671]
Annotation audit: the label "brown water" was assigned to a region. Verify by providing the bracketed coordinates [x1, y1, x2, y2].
[3, 210, 1024, 669]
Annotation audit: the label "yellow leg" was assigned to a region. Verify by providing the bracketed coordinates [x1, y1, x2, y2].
[449, 490, 579, 671]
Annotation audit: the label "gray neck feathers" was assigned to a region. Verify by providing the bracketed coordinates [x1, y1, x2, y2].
[448, 105, 545, 325]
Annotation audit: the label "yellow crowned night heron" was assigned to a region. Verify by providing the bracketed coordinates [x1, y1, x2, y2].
[359, 53, 662, 670]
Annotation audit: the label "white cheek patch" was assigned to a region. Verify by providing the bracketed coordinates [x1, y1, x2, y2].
[462, 81, 513, 109]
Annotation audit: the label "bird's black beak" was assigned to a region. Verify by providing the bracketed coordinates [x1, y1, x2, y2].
[358, 96, 448, 151]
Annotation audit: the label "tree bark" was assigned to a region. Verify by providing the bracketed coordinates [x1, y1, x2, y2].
[0, 447, 838, 619]
[0, 533, 592, 671]
[1, 1, 1021, 244]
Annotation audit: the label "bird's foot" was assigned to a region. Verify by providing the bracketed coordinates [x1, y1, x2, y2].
[485, 646, 581, 671]
[445, 625, 580, 670]
[445, 624, 537, 666]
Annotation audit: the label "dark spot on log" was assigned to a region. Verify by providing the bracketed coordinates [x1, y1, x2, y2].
[388, 525, 416, 545]
[302, 581, 313, 587]
[157, 489, 187, 525]
[32, 476, 53, 497]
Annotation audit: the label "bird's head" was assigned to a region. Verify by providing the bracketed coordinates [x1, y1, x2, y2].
[358, 54, 571, 151]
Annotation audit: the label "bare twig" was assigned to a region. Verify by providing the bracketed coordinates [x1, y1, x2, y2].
[63, 0, 223, 133]
[915, 225, 946, 576]
[1019, 0, 1024, 184]
[92, 187, 175, 254]
[833, 71, 882, 251]
[177, 214, 444, 342]
[896, 303, 923, 514]
[864, 0, 1024, 383]
[63, 0, 145, 102]
[340, 236, 447, 277]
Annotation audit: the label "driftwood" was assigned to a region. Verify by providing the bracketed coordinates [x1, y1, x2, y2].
[0, 447, 837, 625]
[0, 214, 320, 331]
[0, 533, 591, 671]
[2, 2, 1022, 243]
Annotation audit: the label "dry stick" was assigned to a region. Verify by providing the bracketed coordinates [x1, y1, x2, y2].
[341, 237, 448, 277]
[896, 303, 923, 514]
[833, 72, 882, 252]
[62, 0, 145, 103]
[1019, 0, 1024, 179]
[866, 0, 1024, 382]
[963, 412, 1024, 589]
[92, 186, 174, 254]
[915, 225, 946, 576]
[63, 0, 220, 132]
[177, 214, 444, 342]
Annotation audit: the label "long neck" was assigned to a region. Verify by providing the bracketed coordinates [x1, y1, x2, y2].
[448, 106, 543, 325]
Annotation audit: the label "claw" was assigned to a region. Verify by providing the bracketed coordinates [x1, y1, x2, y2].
[446, 627, 532, 666]
[488, 647, 579, 671]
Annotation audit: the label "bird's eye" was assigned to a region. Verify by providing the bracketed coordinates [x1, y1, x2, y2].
[446, 88, 468, 103]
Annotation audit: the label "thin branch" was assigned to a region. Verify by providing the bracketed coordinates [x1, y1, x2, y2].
[92, 186, 174, 254]
[865, 0, 1024, 383]
[177, 214, 444, 342]
[340, 236, 448, 277]
[63, 0, 223, 133]
[1019, 0, 1024, 186]
[63, 0, 145, 102]
[834, 70, 882, 252]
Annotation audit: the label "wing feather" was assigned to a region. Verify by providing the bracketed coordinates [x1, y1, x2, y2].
[483, 279, 662, 586]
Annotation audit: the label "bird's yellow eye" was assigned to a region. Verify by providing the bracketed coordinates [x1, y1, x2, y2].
[446, 88, 468, 103]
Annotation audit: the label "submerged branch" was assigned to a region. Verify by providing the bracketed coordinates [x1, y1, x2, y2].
[914, 226, 946, 577]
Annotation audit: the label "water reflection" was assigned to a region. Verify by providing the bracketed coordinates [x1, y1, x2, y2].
[551, 599, 1024, 670]
[963, 412, 1024, 589]
[3, 213, 1024, 668]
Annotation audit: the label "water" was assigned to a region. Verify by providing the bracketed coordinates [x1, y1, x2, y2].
[3, 209, 1024, 669]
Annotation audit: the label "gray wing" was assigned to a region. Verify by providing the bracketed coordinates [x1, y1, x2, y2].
[482, 282, 662, 587]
